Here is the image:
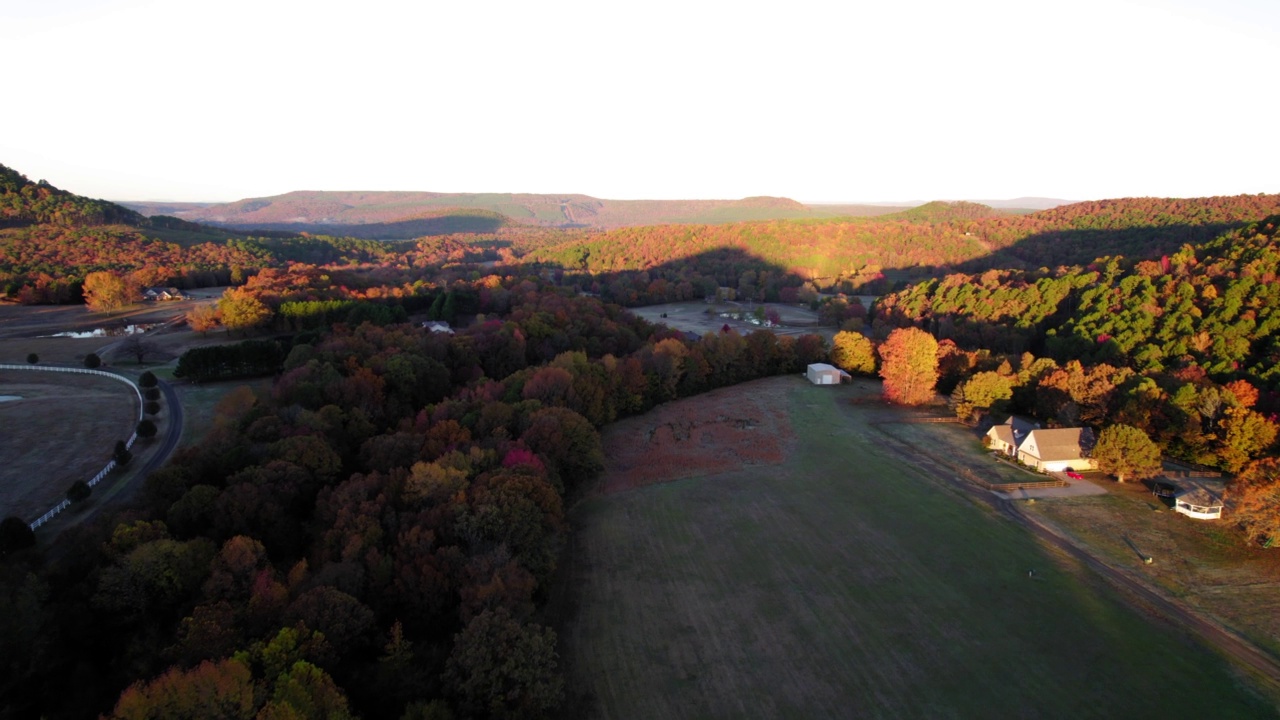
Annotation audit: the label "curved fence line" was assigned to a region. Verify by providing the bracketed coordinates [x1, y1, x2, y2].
[0, 364, 144, 530]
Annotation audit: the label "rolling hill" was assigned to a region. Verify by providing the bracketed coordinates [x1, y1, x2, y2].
[140, 191, 906, 234]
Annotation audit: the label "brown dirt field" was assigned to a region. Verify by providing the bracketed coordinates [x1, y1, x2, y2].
[0, 370, 138, 522]
[598, 377, 797, 494]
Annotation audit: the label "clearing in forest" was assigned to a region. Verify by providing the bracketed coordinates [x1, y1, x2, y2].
[553, 376, 1276, 719]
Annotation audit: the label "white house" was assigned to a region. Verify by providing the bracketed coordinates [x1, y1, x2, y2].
[1016, 427, 1097, 472]
[806, 363, 849, 385]
[1173, 484, 1224, 520]
[985, 416, 1038, 457]
[423, 321, 454, 334]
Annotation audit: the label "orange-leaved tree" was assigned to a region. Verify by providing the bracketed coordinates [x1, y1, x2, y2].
[878, 327, 938, 405]
[1227, 457, 1280, 547]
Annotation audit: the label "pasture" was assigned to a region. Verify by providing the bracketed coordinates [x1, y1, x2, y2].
[627, 301, 835, 341]
[0, 370, 138, 522]
[552, 376, 1276, 718]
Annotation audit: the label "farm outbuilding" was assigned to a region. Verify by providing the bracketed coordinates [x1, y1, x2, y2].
[806, 363, 850, 385]
[1173, 484, 1224, 520]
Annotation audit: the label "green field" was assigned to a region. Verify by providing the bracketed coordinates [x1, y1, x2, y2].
[553, 379, 1277, 718]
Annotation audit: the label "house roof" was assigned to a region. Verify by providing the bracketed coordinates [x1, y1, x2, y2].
[1174, 483, 1224, 508]
[807, 363, 850, 377]
[988, 416, 1037, 447]
[1023, 427, 1095, 462]
[988, 424, 1016, 446]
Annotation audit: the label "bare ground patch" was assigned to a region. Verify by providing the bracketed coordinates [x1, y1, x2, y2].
[0, 371, 138, 521]
[598, 377, 797, 494]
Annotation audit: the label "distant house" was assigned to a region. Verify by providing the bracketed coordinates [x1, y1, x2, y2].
[423, 321, 454, 334]
[1016, 427, 1097, 472]
[1173, 483, 1224, 520]
[806, 363, 850, 386]
[143, 287, 188, 301]
[985, 416, 1039, 457]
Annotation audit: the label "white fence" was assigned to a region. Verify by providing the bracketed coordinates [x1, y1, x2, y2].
[0, 364, 144, 530]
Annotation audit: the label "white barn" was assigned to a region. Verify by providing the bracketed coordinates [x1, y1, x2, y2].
[806, 363, 849, 385]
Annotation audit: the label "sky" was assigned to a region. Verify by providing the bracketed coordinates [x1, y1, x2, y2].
[1, 0, 1277, 204]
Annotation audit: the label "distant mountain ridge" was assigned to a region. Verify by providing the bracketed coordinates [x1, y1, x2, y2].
[133, 191, 906, 234]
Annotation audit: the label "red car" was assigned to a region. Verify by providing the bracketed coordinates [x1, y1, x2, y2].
[1065, 471, 1084, 480]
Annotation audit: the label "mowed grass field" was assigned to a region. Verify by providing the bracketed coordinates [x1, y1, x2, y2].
[0, 370, 138, 522]
[553, 377, 1277, 718]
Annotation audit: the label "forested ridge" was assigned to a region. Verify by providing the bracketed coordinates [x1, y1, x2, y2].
[526, 193, 1280, 296]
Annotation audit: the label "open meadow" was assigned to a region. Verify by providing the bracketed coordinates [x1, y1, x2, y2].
[552, 376, 1277, 718]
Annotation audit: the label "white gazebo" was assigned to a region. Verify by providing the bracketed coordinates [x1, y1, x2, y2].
[1173, 484, 1224, 520]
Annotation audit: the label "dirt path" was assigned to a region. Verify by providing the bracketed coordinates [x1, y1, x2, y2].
[868, 422, 1280, 696]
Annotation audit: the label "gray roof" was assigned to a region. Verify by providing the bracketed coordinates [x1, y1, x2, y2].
[989, 416, 1038, 448]
[1175, 484, 1224, 508]
[1024, 427, 1095, 462]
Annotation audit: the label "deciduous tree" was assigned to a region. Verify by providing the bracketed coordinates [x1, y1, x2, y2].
[830, 331, 876, 375]
[1093, 424, 1161, 482]
[186, 304, 220, 335]
[878, 327, 939, 405]
[444, 608, 563, 720]
[218, 289, 271, 335]
[1227, 458, 1280, 547]
[83, 271, 141, 313]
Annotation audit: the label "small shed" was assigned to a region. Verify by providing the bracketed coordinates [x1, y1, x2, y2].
[806, 363, 849, 385]
[1173, 484, 1224, 520]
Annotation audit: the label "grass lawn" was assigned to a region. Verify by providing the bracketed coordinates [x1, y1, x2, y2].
[1027, 484, 1280, 660]
[552, 377, 1277, 718]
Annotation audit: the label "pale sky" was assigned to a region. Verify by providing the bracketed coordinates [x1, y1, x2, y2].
[1, 0, 1277, 203]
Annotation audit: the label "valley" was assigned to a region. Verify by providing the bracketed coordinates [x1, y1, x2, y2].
[3, 161, 1280, 719]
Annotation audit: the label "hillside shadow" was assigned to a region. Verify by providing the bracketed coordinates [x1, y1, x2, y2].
[946, 222, 1250, 276]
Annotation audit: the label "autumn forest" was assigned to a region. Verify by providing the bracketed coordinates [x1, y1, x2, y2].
[2, 162, 1280, 718]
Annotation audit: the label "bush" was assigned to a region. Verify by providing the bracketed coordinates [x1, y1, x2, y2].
[114, 440, 132, 466]
[0, 516, 35, 552]
[84, 353, 101, 369]
[25, 353, 38, 365]
[67, 480, 91, 503]
[144, 401, 161, 416]
[136, 419, 158, 438]
[138, 371, 158, 388]
[144, 387, 161, 401]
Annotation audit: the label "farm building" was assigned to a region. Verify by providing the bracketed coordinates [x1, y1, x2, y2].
[985, 416, 1038, 457]
[806, 363, 850, 385]
[1173, 484, 1224, 520]
[1016, 427, 1097, 472]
